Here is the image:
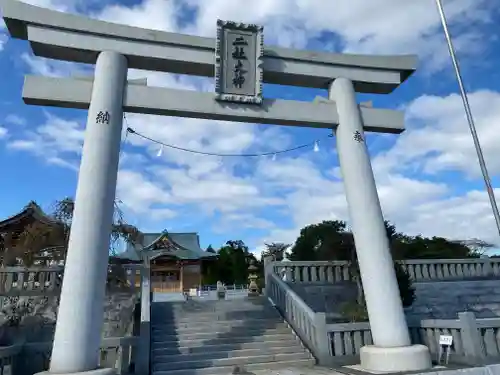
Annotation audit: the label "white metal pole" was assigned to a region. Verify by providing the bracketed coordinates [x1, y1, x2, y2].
[435, 0, 500, 237]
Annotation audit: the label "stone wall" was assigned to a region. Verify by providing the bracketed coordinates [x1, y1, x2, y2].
[406, 279, 500, 319]
[287, 279, 500, 322]
[286, 282, 358, 322]
[0, 288, 139, 345]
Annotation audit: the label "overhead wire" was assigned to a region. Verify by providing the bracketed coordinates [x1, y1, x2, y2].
[123, 114, 333, 157]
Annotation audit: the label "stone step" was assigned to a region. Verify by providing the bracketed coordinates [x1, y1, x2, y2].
[152, 304, 274, 314]
[152, 311, 281, 318]
[154, 303, 272, 310]
[153, 299, 269, 307]
[153, 345, 309, 363]
[152, 327, 291, 341]
[153, 305, 275, 311]
[153, 352, 313, 372]
[151, 339, 302, 356]
[152, 333, 296, 347]
[152, 312, 281, 323]
[153, 311, 280, 319]
[152, 320, 287, 333]
[152, 359, 315, 375]
[152, 304, 277, 312]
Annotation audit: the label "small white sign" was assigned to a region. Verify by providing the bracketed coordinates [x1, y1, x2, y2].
[439, 335, 453, 346]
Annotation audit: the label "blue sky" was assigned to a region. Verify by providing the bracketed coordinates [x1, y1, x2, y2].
[1, 0, 500, 255]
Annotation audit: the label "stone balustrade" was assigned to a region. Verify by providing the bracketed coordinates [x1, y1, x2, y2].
[0, 264, 148, 374]
[0, 336, 137, 375]
[398, 259, 500, 282]
[265, 258, 500, 366]
[266, 269, 330, 364]
[271, 258, 500, 283]
[325, 312, 500, 365]
[0, 267, 63, 296]
[272, 261, 352, 283]
[0, 265, 142, 297]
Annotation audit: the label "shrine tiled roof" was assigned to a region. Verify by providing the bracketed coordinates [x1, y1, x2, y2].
[0, 201, 57, 229]
[116, 230, 217, 262]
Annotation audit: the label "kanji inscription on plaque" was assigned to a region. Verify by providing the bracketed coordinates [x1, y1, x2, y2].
[214, 20, 264, 104]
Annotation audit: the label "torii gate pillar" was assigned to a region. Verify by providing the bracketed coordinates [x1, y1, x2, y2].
[49, 50, 128, 375]
[331, 77, 431, 371]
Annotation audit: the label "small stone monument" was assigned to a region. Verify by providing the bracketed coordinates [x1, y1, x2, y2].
[247, 260, 259, 297]
[216, 281, 225, 300]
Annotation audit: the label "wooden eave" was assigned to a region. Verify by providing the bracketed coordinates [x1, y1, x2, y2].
[0, 201, 57, 229]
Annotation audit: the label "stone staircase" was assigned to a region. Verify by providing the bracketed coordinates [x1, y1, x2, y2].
[151, 297, 315, 375]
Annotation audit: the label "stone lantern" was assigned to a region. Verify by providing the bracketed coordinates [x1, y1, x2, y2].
[247, 259, 259, 297]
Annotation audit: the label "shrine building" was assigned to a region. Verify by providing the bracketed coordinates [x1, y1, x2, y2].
[115, 231, 217, 293]
[0, 202, 217, 295]
[0, 201, 66, 266]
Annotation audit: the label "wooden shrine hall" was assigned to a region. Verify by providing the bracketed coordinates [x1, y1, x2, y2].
[117, 231, 217, 293]
[0, 201, 66, 266]
[0, 202, 217, 294]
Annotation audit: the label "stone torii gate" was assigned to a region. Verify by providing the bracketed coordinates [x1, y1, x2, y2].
[1, 0, 431, 374]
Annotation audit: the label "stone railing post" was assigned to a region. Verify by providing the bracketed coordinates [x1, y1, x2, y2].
[136, 265, 151, 375]
[126, 267, 136, 293]
[459, 311, 485, 364]
[313, 312, 331, 365]
[482, 258, 494, 278]
[118, 344, 131, 374]
[216, 281, 226, 300]
[263, 255, 274, 296]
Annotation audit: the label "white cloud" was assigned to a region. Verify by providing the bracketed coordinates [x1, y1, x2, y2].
[373, 90, 500, 179]
[93, 0, 180, 33]
[0, 126, 7, 139]
[5, 114, 26, 126]
[218, 213, 276, 232]
[117, 170, 171, 214]
[183, 0, 495, 72]
[20, 53, 91, 78]
[401, 189, 500, 242]
[17, 0, 101, 12]
[2, 0, 500, 253]
[0, 33, 6, 52]
[6, 91, 500, 251]
[6, 0, 495, 73]
[5, 112, 84, 169]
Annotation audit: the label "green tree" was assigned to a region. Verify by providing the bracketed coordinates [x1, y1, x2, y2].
[290, 220, 416, 316]
[289, 220, 353, 261]
[392, 235, 472, 259]
[203, 240, 258, 286]
[394, 262, 415, 307]
[455, 239, 496, 257]
[263, 242, 290, 261]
